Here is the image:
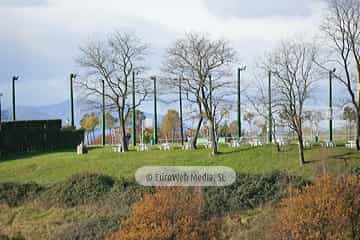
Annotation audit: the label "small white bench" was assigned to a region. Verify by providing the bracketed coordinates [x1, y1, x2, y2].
[326, 141, 336, 148]
[303, 141, 312, 149]
[345, 141, 356, 149]
[277, 140, 287, 146]
[112, 144, 123, 152]
[203, 142, 212, 149]
[182, 142, 194, 150]
[77, 143, 88, 154]
[229, 140, 241, 148]
[138, 143, 150, 152]
[250, 140, 263, 147]
[160, 143, 171, 151]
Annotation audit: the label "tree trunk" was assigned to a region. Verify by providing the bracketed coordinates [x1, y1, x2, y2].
[118, 110, 128, 152]
[356, 63, 360, 150]
[191, 117, 203, 149]
[297, 133, 305, 166]
[356, 112, 360, 150]
[209, 118, 218, 155]
[121, 119, 128, 152]
[272, 119, 281, 152]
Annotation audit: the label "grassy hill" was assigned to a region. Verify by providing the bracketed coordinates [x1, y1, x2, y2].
[0, 144, 358, 184]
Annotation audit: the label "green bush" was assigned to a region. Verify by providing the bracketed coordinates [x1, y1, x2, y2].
[0, 234, 26, 240]
[351, 166, 360, 175]
[111, 178, 153, 201]
[0, 182, 44, 207]
[96, 178, 153, 215]
[203, 171, 308, 218]
[0, 173, 151, 210]
[50, 215, 120, 240]
[39, 173, 115, 207]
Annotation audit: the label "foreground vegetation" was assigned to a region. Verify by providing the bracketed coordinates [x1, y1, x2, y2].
[0, 171, 306, 239]
[0, 145, 359, 239]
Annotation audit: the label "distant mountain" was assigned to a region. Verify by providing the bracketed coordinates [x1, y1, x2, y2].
[2, 99, 163, 127]
[2, 100, 86, 126]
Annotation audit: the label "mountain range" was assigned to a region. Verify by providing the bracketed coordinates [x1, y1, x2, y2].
[1, 99, 163, 127]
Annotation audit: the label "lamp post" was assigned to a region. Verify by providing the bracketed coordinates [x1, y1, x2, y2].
[12, 76, 19, 121]
[0, 93, 3, 123]
[102, 79, 106, 146]
[70, 73, 77, 128]
[132, 71, 136, 146]
[179, 77, 184, 145]
[268, 71, 272, 144]
[151, 76, 158, 144]
[237, 66, 246, 140]
[329, 68, 336, 143]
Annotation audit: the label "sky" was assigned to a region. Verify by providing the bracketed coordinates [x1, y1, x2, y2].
[0, 0, 331, 110]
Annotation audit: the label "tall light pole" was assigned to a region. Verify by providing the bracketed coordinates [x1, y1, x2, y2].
[132, 71, 136, 146]
[102, 79, 106, 146]
[151, 76, 158, 144]
[0, 93, 3, 123]
[12, 76, 19, 121]
[179, 77, 184, 145]
[70, 73, 77, 128]
[268, 71, 272, 144]
[329, 68, 336, 143]
[237, 66, 246, 140]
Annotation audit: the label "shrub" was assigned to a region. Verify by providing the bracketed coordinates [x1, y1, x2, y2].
[50, 215, 120, 240]
[110, 187, 221, 240]
[351, 166, 360, 175]
[271, 175, 360, 240]
[0, 234, 25, 240]
[203, 171, 307, 218]
[0, 182, 44, 207]
[39, 173, 115, 207]
[102, 178, 153, 210]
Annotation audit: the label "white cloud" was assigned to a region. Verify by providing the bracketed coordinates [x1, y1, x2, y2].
[0, 0, 326, 106]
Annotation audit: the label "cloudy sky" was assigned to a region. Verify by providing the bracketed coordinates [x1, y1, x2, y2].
[0, 0, 328, 108]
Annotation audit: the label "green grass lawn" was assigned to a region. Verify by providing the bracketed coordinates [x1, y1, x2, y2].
[0, 144, 359, 184]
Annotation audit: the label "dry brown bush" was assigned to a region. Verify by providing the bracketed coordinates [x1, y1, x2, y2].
[109, 187, 221, 240]
[271, 175, 360, 240]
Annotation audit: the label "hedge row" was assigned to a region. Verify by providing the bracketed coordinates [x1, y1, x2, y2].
[0, 182, 44, 207]
[0, 172, 307, 212]
[0, 120, 84, 154]
[203, 171, 309, 218]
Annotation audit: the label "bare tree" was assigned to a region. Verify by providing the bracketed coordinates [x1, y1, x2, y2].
[76, 31, 150, 151]
[266, 39, 319, 166]
[321, 0, 360, 149]
[162, 33, 237, 155]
